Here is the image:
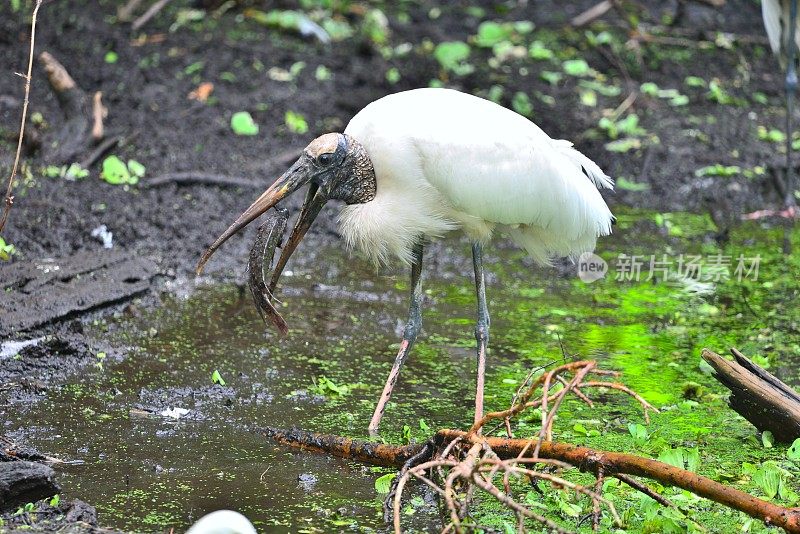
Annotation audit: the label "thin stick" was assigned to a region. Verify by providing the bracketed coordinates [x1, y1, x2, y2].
[132, 0, 174, 31]
[0, 0, 44, 234]
[91, 91, 107, 141]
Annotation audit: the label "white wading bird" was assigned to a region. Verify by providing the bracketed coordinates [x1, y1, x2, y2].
[763, 0, 800, 212]
[185, 510, 257, 534]
[197, 88, 614, 433]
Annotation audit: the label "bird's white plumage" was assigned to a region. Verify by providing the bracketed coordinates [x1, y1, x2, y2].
[340, 88, 613, 266]
[185, 510, 257, 534]
[763, 0, 800, 66]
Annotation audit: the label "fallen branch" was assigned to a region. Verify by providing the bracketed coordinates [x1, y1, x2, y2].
[0, 0, 44, 234]
[702, 348, 800, 442]
[263, 426, 800, 533]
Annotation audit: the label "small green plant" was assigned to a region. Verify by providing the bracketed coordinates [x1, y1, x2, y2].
[402, 424, 412, 444]
[511, 91, 533, 117]
[309, 376, 349, 396]
[657, 447, 700, 472]
[684, 76, 706, 88]
[44, 162, 89, 180]
[694, 164, 740, 178]
[433, 41, 472, 75]
[616, 177, 650, 191]
[473, 20, 532, 48]
[0, 236, 16, 261]
[562, 58, 591, 77]
[628, 422, 649, 446]
[374, 472, 396, 493]
[706, 79, 742, 105]
[540, 71, 562, 85]
[640, 82, 689, 106]
[758, 125, 785, 143]
[49, 494, 60, 507]
[211, 369, 226, 386]
[741, 461, 797, 501]
[418, 418, 430, 433]
[528, 40, 554, 60]
[231, 111, 259, 136]
[284, 110, 309, 134]
[104, 51, 118, 64]
[101, 156, 144, 185]
[598, 114, 646, 140]
[315, 65, 331, 81]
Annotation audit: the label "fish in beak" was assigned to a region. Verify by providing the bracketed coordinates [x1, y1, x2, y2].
[196, 156, 326, 285]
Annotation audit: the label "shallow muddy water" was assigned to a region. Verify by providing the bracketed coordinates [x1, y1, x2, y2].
[6, 209, 800, 532]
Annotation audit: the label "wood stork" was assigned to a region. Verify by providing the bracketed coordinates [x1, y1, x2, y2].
[197, 88, 614, 433]
[185, 510, 257, 534]
[763, 0, 800, 213]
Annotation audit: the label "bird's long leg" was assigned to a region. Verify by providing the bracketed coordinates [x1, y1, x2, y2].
[368, 242, 424, 435]
[472, 242, 490, 433]
[786, 0, 799, 213]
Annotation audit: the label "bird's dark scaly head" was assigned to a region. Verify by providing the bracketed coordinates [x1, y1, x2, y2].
[196, 132, 376, 278]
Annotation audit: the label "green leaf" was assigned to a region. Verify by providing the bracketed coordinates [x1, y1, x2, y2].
[127, 159, 146, 179]
[762, 431, 775, 449]
[104, 51, 118, 64]
[540, 71, 562, 85]
[787, 438, 800, 460]
[694, 164, 740, 178]
[231, 111, 259, 136]
[640, 82, 659, 96]
[562, 58, 591, 77]
[402, 424, 412, 444]
[685, 448, 700, 472]
[658, 447, 685, 469]
[434, 41, 471, 73]
[0, 236, 16, 261]
[604, 138, 641, 153]
[616, 177, 650, 191]
[49, 494, 60, 507]
[284, 110, 308, 134]
[374, 472, 396, 493]
[211, 369, 226, 386]
[579, 88, 597, 107]
[101, 155, 131, 185]
[684, 76, 706, 88]
[474, 21, 513, 48]
[419, 418, 430, 433]
[511, 91, 533, 117]
[628, 422, 648, 445]
[528, 41, 554, 60]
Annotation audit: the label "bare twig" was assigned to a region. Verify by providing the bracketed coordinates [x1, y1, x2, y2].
[132, 0, 174, 31]
[0, 0, 44, 234]
[91, 91, 107, 141]
[571, 1, 613, 28]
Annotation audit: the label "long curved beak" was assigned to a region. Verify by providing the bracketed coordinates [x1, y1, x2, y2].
[196, 158, 312, 274]
[268, 182, 326, 292]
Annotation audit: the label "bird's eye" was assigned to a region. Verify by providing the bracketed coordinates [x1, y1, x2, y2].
[318, 153, 333, 166]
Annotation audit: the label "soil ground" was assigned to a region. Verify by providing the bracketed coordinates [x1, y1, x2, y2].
[0, 0, 794, 531]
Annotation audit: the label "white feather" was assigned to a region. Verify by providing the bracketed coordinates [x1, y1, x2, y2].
[763, 0, 800, 67]
[342, 88, 614, 266]
[185, 510, 257, 534]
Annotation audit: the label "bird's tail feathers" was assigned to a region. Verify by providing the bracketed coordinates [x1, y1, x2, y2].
[554, 140, 614, 190]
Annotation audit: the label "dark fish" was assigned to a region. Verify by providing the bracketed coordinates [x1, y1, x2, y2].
[248, 208, 289, 335]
